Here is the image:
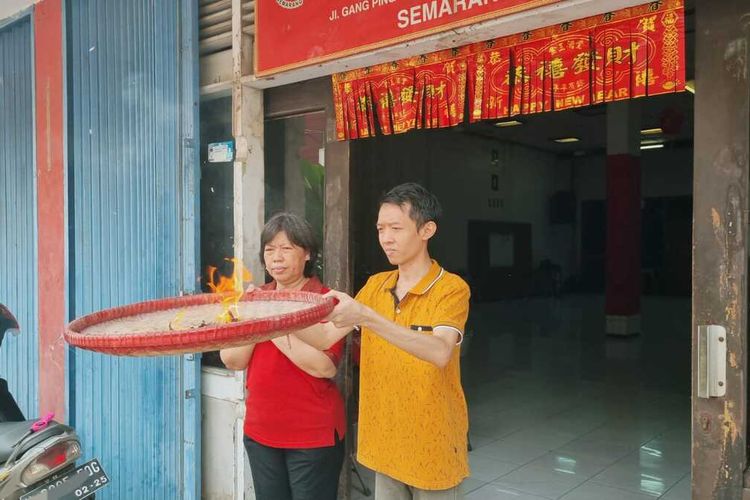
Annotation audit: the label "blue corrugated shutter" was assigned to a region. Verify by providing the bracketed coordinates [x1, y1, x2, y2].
[66, 0, 199, 498]
[0, 17, 38, 418]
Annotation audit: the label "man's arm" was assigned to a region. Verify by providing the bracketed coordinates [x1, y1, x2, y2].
[360, 309, 459, 368]
[323, 290, 460, 369]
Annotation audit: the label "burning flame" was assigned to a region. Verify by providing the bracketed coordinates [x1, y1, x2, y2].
[207, 258, 252, 324]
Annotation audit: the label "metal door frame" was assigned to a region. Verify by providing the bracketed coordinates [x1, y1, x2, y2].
[0, 13, 38, 418]
[692, 1, 750, 498]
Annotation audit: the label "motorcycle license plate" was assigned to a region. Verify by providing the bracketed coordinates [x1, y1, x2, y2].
[20, 459, 109, 500]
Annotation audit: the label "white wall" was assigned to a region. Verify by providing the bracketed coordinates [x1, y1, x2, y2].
[427, 131, 575, 278]
[351, 129, 576, 281]
[201, 367, 255, 500]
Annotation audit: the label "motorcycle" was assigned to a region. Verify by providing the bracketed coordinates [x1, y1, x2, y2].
[0, 304, 108, 500]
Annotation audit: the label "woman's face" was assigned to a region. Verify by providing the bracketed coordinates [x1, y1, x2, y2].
[263, 231, 310, 287]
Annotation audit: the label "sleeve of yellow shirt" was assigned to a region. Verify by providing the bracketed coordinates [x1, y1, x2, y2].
[354, 282, 370, 303]
[432, 279, 471, 339]
[355, 274, 383, 304]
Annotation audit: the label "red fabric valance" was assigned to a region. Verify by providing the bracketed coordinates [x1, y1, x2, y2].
[333, 0, 685, 141]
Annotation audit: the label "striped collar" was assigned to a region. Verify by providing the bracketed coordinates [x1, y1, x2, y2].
[384, 260, 445, 297]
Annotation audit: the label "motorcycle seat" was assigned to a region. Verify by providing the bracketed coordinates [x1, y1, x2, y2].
[0, 420, 73, 464]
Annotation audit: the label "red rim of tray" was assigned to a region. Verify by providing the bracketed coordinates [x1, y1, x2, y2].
[64, 290, 335, 356]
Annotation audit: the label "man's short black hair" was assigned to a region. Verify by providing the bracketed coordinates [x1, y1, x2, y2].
[260, 212, 319, 277]
[380, 183, 442, 228]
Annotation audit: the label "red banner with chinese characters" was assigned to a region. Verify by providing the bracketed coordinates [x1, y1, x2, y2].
[256, 0, 562, 76]
[334, 1, 685, 140]
[333, 47, 469, 138]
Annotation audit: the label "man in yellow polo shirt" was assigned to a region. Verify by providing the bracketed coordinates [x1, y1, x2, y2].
[308, 182, 471, 499]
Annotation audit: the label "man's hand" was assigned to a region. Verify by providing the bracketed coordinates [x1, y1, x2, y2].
[323, 289, 462, 369]
[324, 290, 368, 329]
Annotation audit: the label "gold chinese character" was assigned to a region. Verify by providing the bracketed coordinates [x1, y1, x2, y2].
[635, 69, 658, 87]
[606, 42, 641, 65]
[443, 61, 456, 74]
[637, 15, 657, 33]
[436, 81, 447, 98]
[489, 51, 502, 65]
[573, 52, 590, 75]
[400, 86, 414, 103]
[538, 58, 568, 79]
[505, 66, 529, 85]
[606, 46, 623, 64]
[550, 58, 567, 79]
[629, 41, 641, 63]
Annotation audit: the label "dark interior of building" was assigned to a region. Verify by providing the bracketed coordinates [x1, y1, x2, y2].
[346, 90, 694, 499]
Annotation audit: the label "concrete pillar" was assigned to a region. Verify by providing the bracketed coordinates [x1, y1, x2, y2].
[605, 100, 641, 336]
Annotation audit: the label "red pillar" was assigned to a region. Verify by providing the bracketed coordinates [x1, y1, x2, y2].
[605, 101, 641, 336]
[34, 0, 66, 420]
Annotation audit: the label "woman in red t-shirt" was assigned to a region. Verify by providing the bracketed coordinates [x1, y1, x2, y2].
[220, 213, 345, 500]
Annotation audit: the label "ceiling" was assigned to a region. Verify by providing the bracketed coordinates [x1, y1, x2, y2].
[460, 90, 695, 156]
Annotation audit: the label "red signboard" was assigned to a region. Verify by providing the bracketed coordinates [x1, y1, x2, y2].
[255, 0, 561, 76]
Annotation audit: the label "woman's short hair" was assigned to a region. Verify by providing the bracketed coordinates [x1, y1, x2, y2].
[259, 212, 319, 277]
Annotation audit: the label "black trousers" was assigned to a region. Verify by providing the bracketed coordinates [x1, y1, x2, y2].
[244, 435, 345, 500]
[0, 378, 24, 422]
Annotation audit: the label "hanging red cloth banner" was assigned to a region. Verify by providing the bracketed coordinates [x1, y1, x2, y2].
[333, 47, 469, 139]
[334, 0, 684, 140]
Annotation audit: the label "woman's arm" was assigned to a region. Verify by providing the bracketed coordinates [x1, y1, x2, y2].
[271, 335, 337, 378]
[291, 322, 351, 351]
[219, 344, 256, 370]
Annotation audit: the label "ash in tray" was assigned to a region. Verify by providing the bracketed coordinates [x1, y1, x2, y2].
[81, 301, 309, 335]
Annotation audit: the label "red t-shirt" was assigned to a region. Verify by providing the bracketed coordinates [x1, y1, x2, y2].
[243, 277, 346, 448]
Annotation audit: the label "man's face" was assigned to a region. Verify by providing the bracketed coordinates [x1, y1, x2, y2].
[377, 203, 430, 265]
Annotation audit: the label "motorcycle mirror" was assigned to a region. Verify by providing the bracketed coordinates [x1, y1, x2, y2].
[0, 303, 20, 338]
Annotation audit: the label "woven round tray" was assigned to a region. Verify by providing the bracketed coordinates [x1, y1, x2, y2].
[64, 290, 335, 356]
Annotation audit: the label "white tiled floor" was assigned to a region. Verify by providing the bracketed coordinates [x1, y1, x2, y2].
[350, 296, 692, 499]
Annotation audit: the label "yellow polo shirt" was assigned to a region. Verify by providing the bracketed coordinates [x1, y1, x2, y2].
[355, 260, 470, 490]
